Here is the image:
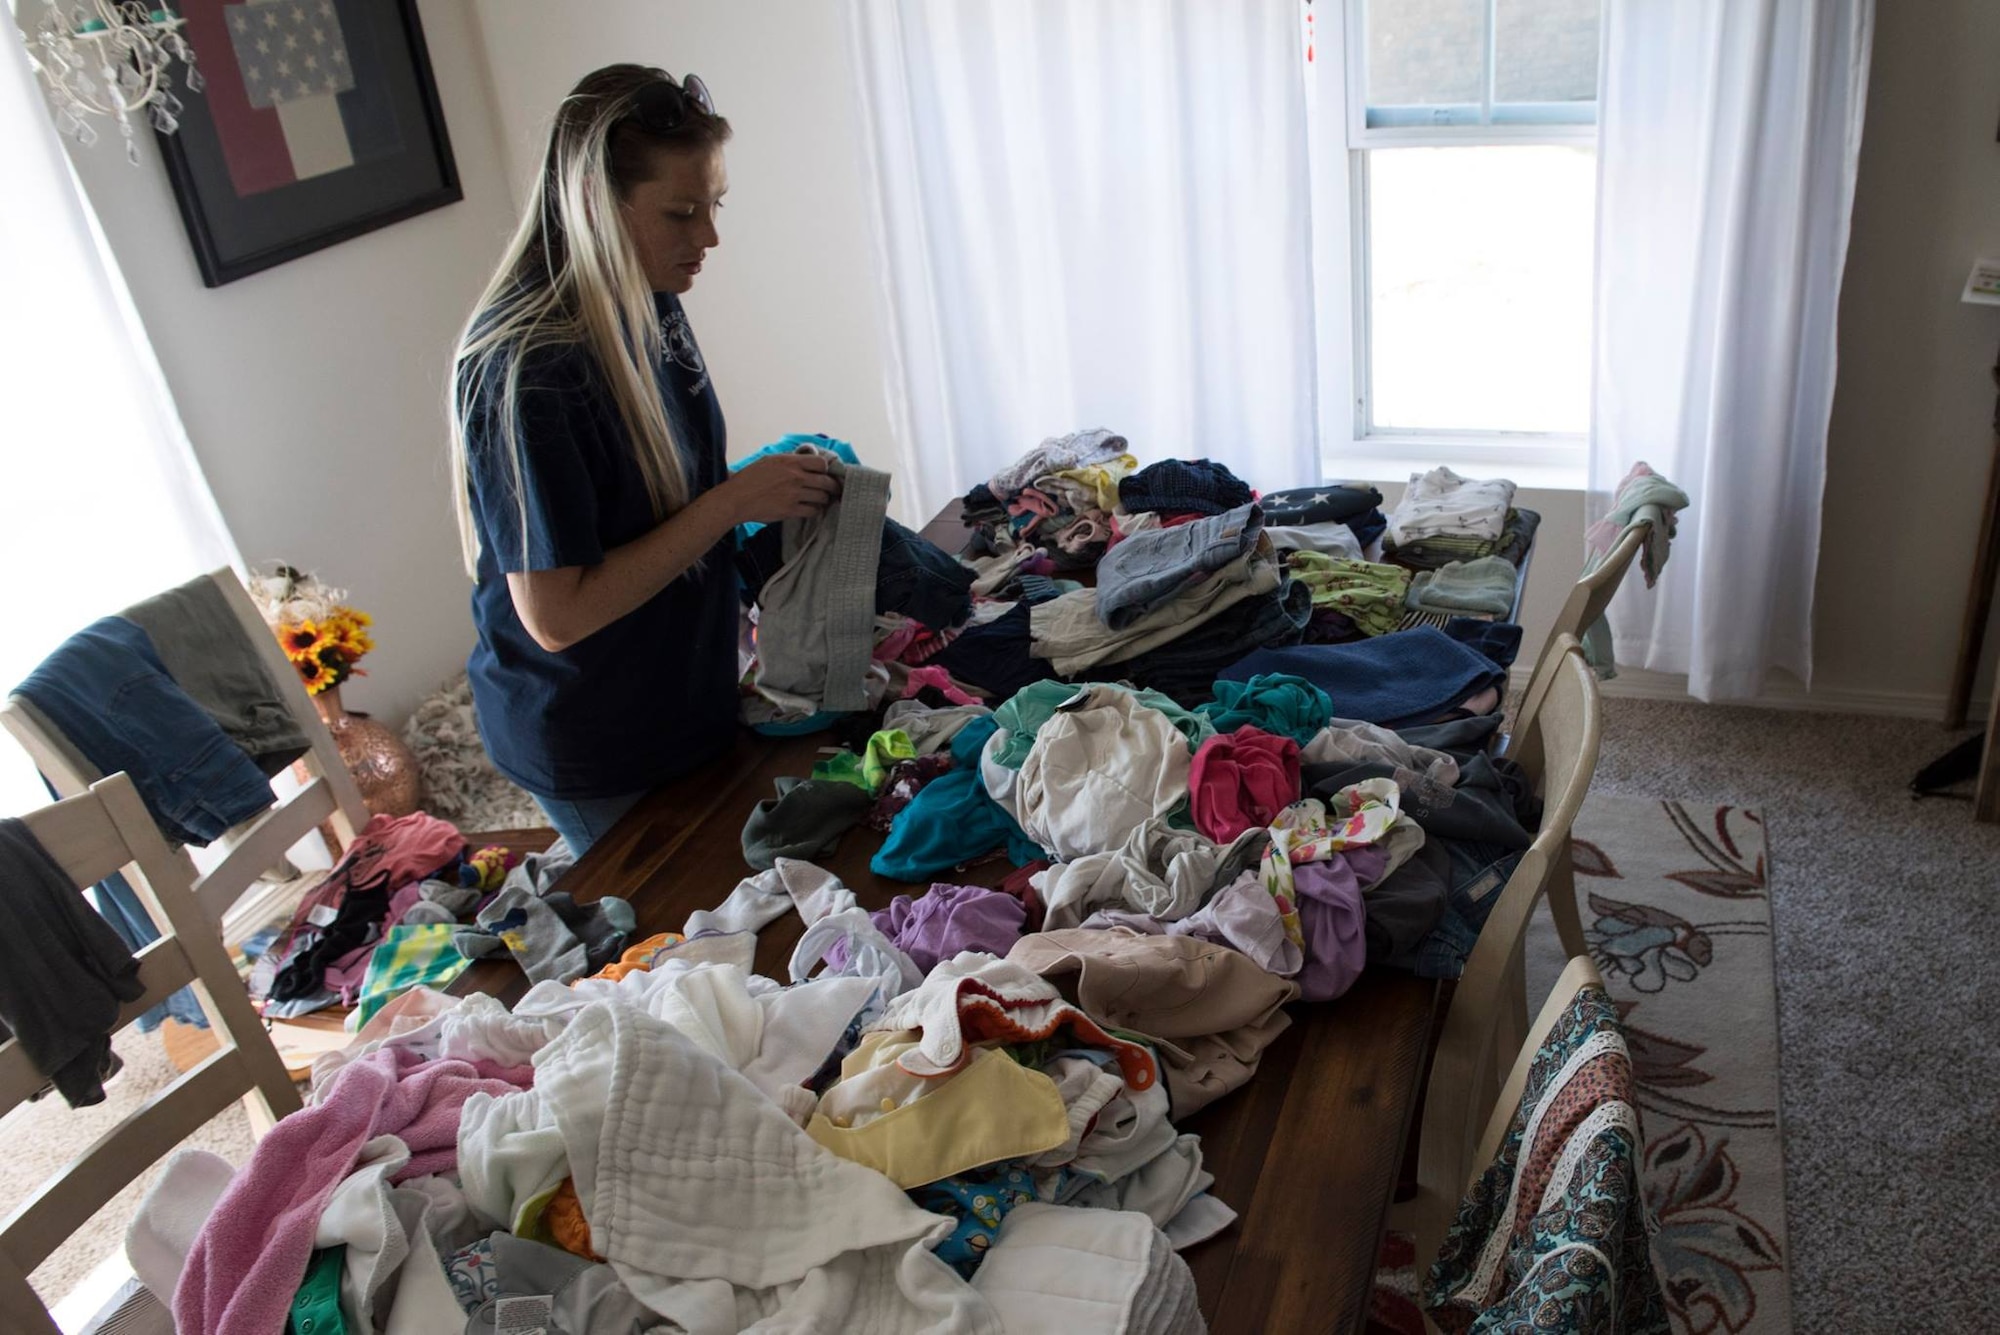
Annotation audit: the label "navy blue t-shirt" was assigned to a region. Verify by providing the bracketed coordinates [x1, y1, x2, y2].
[463, 293, 740, 800]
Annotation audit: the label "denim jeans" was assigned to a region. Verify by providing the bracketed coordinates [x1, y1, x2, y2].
[1093, 503, 1263, 631]
[876, 518, 975, 630]
[14, 617, 274, 847]
[1414, 840, 1525, 980]
[533, 788, 649, 857]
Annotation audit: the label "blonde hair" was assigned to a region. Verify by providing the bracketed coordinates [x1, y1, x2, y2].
[448, 64, 731, 577]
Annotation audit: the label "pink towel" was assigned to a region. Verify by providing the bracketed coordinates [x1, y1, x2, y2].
[173, 1046, 517, 1335]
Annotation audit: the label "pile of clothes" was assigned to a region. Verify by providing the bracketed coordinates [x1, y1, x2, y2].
[70, 440, 1570, 1335]
[1381, 465, 1540, 621]
[140, 860, 1217, 1334]
[249, 821, 641, 1030]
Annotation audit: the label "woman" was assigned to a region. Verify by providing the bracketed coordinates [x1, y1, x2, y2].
[449, 65, 837, 854]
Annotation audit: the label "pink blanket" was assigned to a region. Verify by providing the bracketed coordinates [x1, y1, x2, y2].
[173, 1046, 518, 1335]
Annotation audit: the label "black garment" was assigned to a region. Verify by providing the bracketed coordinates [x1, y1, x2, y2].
[931, 605, 1058, 699]
[1305, 754, 1535, 850]
[1363, 839, 1449, 967]
[1257, 484, 1383, 526]
[269, 868, 393, 1002]
[1095, 577, 1314, 707]
[0, 818, 145, 1107]
[462, 292, 739, 800]
[1116, 459, 1255, 517]
[1254, 482, 1390, 550]
[877, 519, 976, 629]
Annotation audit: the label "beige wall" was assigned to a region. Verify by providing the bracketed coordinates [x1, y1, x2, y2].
[1817, 0, 2000, 712]
[470, 0, 902, 491]
[57, 0, 518, 725]
[51, 0, 1993, 723]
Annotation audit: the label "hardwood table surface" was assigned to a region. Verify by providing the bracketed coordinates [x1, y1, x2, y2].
[453, 507, 1441, 1334]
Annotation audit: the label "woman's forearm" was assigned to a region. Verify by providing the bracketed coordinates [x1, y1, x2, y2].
[507, 483, 740, 652]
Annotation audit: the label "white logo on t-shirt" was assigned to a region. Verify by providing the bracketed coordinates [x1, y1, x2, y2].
[662, 307, 710, 395]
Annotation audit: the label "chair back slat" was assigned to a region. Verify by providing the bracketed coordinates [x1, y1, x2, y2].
[1408, 635, 1602, 1289]
[0, 775, 302, 1328]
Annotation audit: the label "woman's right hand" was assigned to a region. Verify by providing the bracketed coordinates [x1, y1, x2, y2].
[722, 451, 843, 524]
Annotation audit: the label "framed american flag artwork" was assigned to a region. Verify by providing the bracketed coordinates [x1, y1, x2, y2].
[156, 0, 460, 286]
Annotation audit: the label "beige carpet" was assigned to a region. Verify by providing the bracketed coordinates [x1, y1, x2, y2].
[1, 1023, 256, 1310]
[1524, 795, 1789, 1335]
[1373, 790, 1789, 1335]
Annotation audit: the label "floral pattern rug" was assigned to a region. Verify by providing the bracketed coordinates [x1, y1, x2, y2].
[1371, 794, 1790, 1335]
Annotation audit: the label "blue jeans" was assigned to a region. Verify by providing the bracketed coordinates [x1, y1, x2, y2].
[1094, 503, 1263, 631]
[15, 617, 275, 847]
[533, 789, 649, 857]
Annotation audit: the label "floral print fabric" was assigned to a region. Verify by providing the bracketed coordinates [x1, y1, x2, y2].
[1424, 984, 1670, 1334]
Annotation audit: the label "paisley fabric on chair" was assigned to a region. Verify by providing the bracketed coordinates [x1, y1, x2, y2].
[1424, 984, 1670, 1334]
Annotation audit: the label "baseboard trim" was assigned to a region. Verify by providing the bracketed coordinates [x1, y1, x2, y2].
[1507, 663, 1955, 722]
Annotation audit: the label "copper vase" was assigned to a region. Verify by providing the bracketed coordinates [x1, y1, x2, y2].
[314, 684, 423, 817]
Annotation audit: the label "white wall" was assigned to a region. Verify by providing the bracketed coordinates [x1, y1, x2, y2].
[470, 0, 902, 491]
[57, 0, 518, 725]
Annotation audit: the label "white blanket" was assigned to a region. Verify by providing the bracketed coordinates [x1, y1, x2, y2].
[525, 1002, 1002, 1334]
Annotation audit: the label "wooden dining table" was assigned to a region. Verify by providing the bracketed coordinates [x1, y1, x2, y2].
[452, 507, 1445, 1334]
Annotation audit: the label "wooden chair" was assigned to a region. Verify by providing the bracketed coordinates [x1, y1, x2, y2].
[1529, 521, 1648, 688]
[0, 774, 301, 1334]
[1390, 634, 1602, 1293]
[0, 569, 369, 949]
[1502, 630, 1601, 962]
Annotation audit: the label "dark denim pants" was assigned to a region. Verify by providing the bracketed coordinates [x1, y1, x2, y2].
[1093, 503, 1263, 631]
[15, 617, 274, 847]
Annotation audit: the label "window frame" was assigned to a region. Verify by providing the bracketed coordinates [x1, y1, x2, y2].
[1328, 0, 1599, 480]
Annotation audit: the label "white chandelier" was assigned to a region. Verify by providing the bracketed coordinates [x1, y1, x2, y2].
[25, 2, 203, 164]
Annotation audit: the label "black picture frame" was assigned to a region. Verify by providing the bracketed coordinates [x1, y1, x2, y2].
[155, 0, 460, 287]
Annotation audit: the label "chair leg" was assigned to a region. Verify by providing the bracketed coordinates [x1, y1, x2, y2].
[1547, 838, 1588, 958]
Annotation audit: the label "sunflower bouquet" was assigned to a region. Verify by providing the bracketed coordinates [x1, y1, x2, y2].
[246, 565, 375, 697]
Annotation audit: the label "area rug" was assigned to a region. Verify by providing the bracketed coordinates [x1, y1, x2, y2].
[1371, 793, 1792, 1335]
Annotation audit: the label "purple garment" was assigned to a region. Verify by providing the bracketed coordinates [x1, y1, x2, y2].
[1291, 849, 1386, 1002]
[873, 882, 1027, 973]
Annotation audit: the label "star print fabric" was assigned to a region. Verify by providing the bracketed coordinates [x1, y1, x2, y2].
[225, 0, 355, 110]
[1255, 483, 1384, 527]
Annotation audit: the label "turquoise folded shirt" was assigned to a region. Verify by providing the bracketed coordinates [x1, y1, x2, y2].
[1405, 556, 1519, 617]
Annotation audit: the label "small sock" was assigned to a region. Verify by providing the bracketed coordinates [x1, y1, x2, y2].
[466, 885, 587, 983]
[685, 867, 797, 936]
[546, 892, 635, 973]
[419, 879, 482, 917]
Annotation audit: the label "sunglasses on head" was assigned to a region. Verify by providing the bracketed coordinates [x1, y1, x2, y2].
[628, 74, 715, 133]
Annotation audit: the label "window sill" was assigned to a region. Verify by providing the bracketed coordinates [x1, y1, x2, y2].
[1319, 443, 1588, 495]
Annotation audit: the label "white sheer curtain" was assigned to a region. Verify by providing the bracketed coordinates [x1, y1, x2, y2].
[0, 33, 239, 816]
[845, 0, 1320, 523]
[1590, 0, 1874, 700]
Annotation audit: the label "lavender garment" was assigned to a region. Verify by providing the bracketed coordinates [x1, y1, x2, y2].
[1082, 873, 1304, 978]
[867, 882, 1028, 974]
[1290, 847, 1387, 1002]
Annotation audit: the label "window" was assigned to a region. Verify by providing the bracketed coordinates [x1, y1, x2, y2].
[1336, 0, 1601, 466]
